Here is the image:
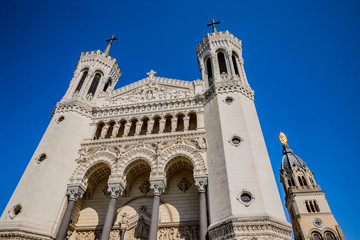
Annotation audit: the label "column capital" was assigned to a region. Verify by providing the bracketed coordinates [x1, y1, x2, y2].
[107, 182, 125, 199]
[67, 184, 86, 201]
[150, 178, 166, 196]
[194, 175, 208, 193]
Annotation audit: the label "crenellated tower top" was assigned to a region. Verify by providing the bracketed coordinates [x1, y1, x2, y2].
[196, 29, 250, 95]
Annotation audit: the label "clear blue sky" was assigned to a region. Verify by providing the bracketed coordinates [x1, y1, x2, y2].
[0, 0, 359, 238]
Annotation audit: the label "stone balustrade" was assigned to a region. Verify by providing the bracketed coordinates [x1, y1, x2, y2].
[93, 112, 198, 140]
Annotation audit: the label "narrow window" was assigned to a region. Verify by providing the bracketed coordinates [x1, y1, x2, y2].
[305, 201, 311, 213]
[94, 122, 104, 140]
[217, 52, 227, 74]
[302, 176, 307, 186]
[188, 112, 197, 130]
[309, 200, 316, 212]
[232, 55, 239, 75]
[314, 201, 320, 212]
[75, 71, 88, 92]
[164, 115, 172, 133]
[298, 176, 304, 186]
[88, 73, 101, 95]
[312, 232, 323, 240]
[287, 179, 292, 187]
[103, 78, 112, 92]
[325, 232, 335, 240]
[291, 178, 296, 186]
[206, 58, 213, 86]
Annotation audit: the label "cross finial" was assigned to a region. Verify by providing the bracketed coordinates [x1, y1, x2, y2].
[146, 70, 157, 80]
[104, 35, 118, 56]
[207, 19, 220, 33]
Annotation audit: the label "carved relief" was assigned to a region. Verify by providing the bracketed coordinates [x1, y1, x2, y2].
[177, 178, 191, 193]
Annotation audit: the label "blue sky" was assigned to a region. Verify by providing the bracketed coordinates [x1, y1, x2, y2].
[0, 0, 359, 238]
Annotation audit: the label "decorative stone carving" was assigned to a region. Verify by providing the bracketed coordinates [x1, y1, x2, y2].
[107, 182, 125, 199]
[150, 179, 165, 196]
[177, 178, 191, 193]
[139, 180, 151, 194]
[194, 176, 208, 193]
[67, 184, 86, 201]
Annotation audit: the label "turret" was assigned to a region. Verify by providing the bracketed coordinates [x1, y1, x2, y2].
[278, 132, 346, 240]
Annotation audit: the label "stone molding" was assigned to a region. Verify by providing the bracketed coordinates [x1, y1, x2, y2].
[52, 100, 93, 119]
[208, 216, 292, 240]
[69, 135, 207, 190]
[107, 182, 125, 199]
[194, 175, 208, 193]
[67, 184, 86, 201]
[204, 81, 255, 103]
[149, 179, 166, 196]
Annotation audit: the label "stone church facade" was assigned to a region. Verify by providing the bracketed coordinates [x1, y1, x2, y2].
[0, 27, 343, 240]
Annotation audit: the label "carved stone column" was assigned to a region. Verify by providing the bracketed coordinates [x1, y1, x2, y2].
[195, 176, 208, 240]
[149, 179, 165, 240]
[56, 185, 85, 240]
[147, 119, 154, 134]
[123, 122, 131, 137]
[171, 116, 178, 132]
[100, 182, 125, 240]
[183, 115, 190, 131]
[111, 122, 120, 138]
[159, 118, 166, 133]
[99, 123, 110, 139]
[134, 121, 143, 136]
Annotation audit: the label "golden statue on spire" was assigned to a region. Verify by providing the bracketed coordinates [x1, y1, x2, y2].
[278, 131, 288, 145]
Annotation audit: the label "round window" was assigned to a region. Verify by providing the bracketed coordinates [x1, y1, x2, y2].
[225, 97, 233, 103]
[9, 204, 22, 218]
[240, 193, 252, 203]
[56, 116, 65, 123]
[36, 153, 47, 163]
[232, 137, 241, 145]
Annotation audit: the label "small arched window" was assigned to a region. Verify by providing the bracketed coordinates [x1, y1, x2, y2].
[206, 58, 213, 87]
[312, 232, 323, 240]
[305, 201, 311, 212]
[298, 176, 304, 186]
[75, 71, 88, 92]
[314, 200, 320, 212]
[302, 176, 308, 186]
[217, 52, 227, 74]
[325, 232, 335, 240]
[103, 78, 112, 92]
[232, 54, 239, 75]
[88, 73, 101, 95]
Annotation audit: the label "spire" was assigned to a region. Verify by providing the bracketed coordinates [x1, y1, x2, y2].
[278, 132, 307, 170]
[207, 19, 220, 33]
[104, 35, 118, 56]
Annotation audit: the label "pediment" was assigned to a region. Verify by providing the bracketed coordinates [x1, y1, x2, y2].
[105, 75, 195, 106]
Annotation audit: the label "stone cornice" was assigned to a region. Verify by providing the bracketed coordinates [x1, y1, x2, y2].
[81, 130, 206, 148]
[52, 99, 93, 118]
[93, 97, 204, 120]
[109, 76, 193, 99]
[208, 216, 292, 240]
[204, 81, 255, 103]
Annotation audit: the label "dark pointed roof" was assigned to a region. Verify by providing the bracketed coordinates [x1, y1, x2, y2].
[281, 144, 307, 171]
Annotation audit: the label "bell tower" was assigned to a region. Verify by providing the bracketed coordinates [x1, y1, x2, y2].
[197, 22, 292, 239]
[0, 37, 121, 239]
[279, 132, 346, 240]
[63, 35, 121, 103]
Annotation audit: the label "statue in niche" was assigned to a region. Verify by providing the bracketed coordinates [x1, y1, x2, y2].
[177, 178, 191, 193]
[134, 216, 149, 239]
[139, 180, 151, 194]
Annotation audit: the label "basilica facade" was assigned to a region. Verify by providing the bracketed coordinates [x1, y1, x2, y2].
[0, 26, 343, 240]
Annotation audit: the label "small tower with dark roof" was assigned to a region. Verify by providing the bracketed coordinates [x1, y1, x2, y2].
[279, 132, 346, 240]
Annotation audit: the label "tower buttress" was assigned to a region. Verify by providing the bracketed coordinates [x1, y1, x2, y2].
[197, 28, 292, 239]
[0, 42, 121, 239]
[279, 132, 346, 240]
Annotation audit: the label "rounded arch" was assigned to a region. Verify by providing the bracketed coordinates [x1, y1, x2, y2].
[159, 144, 207, 175]
[122, 159, 151, 187]
[93, 69, 104, 76]
[70, 151, 118, 187]
[164, 156, 194, 180]
[119, 147, 156, 176]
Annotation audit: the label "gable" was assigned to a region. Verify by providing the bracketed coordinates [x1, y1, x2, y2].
[105, 76, 195, 106]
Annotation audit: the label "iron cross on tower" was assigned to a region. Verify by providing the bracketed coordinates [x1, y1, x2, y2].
[104, 35, 118, 56]
[207, 19, 220, 33]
